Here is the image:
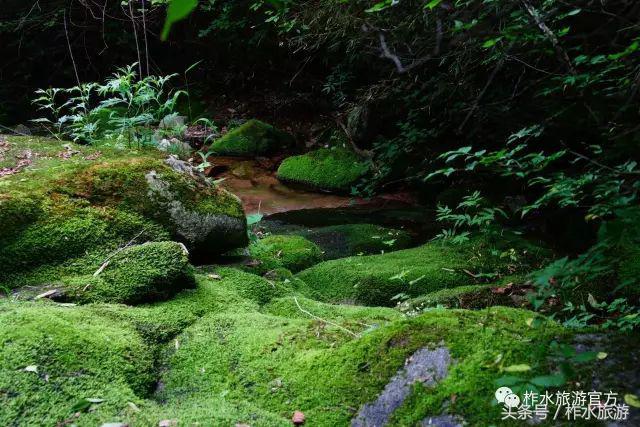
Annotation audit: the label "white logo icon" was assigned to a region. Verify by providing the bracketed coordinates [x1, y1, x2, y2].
[495, 387, 521, 408]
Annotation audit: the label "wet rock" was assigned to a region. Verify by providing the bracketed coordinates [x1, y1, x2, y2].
[352, 346, 451, 427]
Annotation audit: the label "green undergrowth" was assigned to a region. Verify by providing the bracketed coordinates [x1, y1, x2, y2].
[300, 223, 412, 259]
[277, 147, 369, 192]
[210, 119, 294, 157]
[297, 233, 550, 306]
[62, 242, 195, 305]
[246, 234, 324, 274]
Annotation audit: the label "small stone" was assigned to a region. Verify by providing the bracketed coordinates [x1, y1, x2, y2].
[158, 420, 177, 427]
[292, 410, 305, 425]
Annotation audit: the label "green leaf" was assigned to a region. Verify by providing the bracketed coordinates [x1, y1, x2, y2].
[162, 0, 199, 41]
[503, 364, 532, 373]
[365, 1, 390, 13]
[624, 394, 640, 408]
[529, 374, 565, 388]
[482, 37, 502, 48]
[424, 0, 442, 10]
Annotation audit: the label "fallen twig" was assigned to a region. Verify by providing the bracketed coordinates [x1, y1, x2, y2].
[294, 296, 359, 338]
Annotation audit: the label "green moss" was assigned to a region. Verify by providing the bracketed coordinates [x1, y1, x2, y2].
[149, 307, 566, 426]
[85, 273, 260, 344]
[0, 205, 170, 288]
[276, 148, 369, 192]
[0, 301, 154, 426]
[397, 284, 518, 314]
[210, 119, 294, 157]
[296, 234, 550, 306]
[247, 234, 324, 274]
[62, 242, 195, 305]
[301, 223, 412, 259]
[0, 136, 247, 288]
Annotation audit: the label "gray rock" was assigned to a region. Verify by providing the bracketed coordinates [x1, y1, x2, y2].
[159, 114, 186, 129]
[14, 124, 31, 135]
[352, 346, 451, 427]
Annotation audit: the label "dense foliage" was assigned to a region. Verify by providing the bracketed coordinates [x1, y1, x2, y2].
[1, 0, 639, 328]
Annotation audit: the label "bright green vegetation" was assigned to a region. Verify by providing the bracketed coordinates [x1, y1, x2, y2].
[147, 306, 566, 426]
[277, 148, 369, 192]
[62, 242, 195, 304]
[247, 234, 324, 274]
[0, 135, 247, 290]
[297, 234, 550, 306]
[210, 119, 294, 157]
[397, 283, 518, 314]
[0, 302, 155, 425]
[301, 223, 412, 259]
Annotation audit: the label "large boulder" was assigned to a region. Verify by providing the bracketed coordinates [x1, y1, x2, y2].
[209, 119, 294, 157]
[276, 147, 369, 193]
[0, 136, 247, 288]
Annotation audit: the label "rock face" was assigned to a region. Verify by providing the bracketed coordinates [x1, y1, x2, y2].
[0, 136, 247, 289]
[209, 119, 294, 157]
[277, 147, 369, 193]
[352, 347, 452, 427]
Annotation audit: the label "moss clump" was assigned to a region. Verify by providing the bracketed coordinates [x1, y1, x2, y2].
[0, 302, 154, 426]
[296, 234, 550, 306]
[0, 204, 170, 288]
[151, 307, 566, 426]
[247, 234, 324, 274]
[301, 223, 412, 259]
[277, 148, 369, 192]
[62, 241, 195, 305]
[210, 119, 294, 157]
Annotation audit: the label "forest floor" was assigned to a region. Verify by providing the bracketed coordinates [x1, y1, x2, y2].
[0, 132, 638, 426]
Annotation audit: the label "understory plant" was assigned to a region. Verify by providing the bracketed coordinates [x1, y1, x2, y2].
[32, 63, 186, 147]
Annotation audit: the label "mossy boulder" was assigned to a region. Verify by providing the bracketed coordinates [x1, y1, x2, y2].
[0, 302, 154, 425]
[61, 241, 195, 305]
[277, 148, 369, 193]
[58, 156, 247, 256]
[247, 234, 324, 274]
[296, 233, 550, 306]
[0, 136, 247, 288]
[209, 119, 294, 157]
[153, 307, 567, 426]
[301, 223, 412, 259]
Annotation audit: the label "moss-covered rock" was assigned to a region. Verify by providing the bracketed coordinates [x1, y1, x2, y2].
[277, 148, 369, 192]
[296, 233, 550, 306]
[396, 284, 519, 314]
[301, 223, 412, 259]
[61, 241, 195, 305]
[0, 135, 247, 289]
[247, 234, 324, 274]
[58, 156, 247, 256]
[210, 119, 294, 157]
[0, 302, 154, 426]
[151, 307, 566, 426]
